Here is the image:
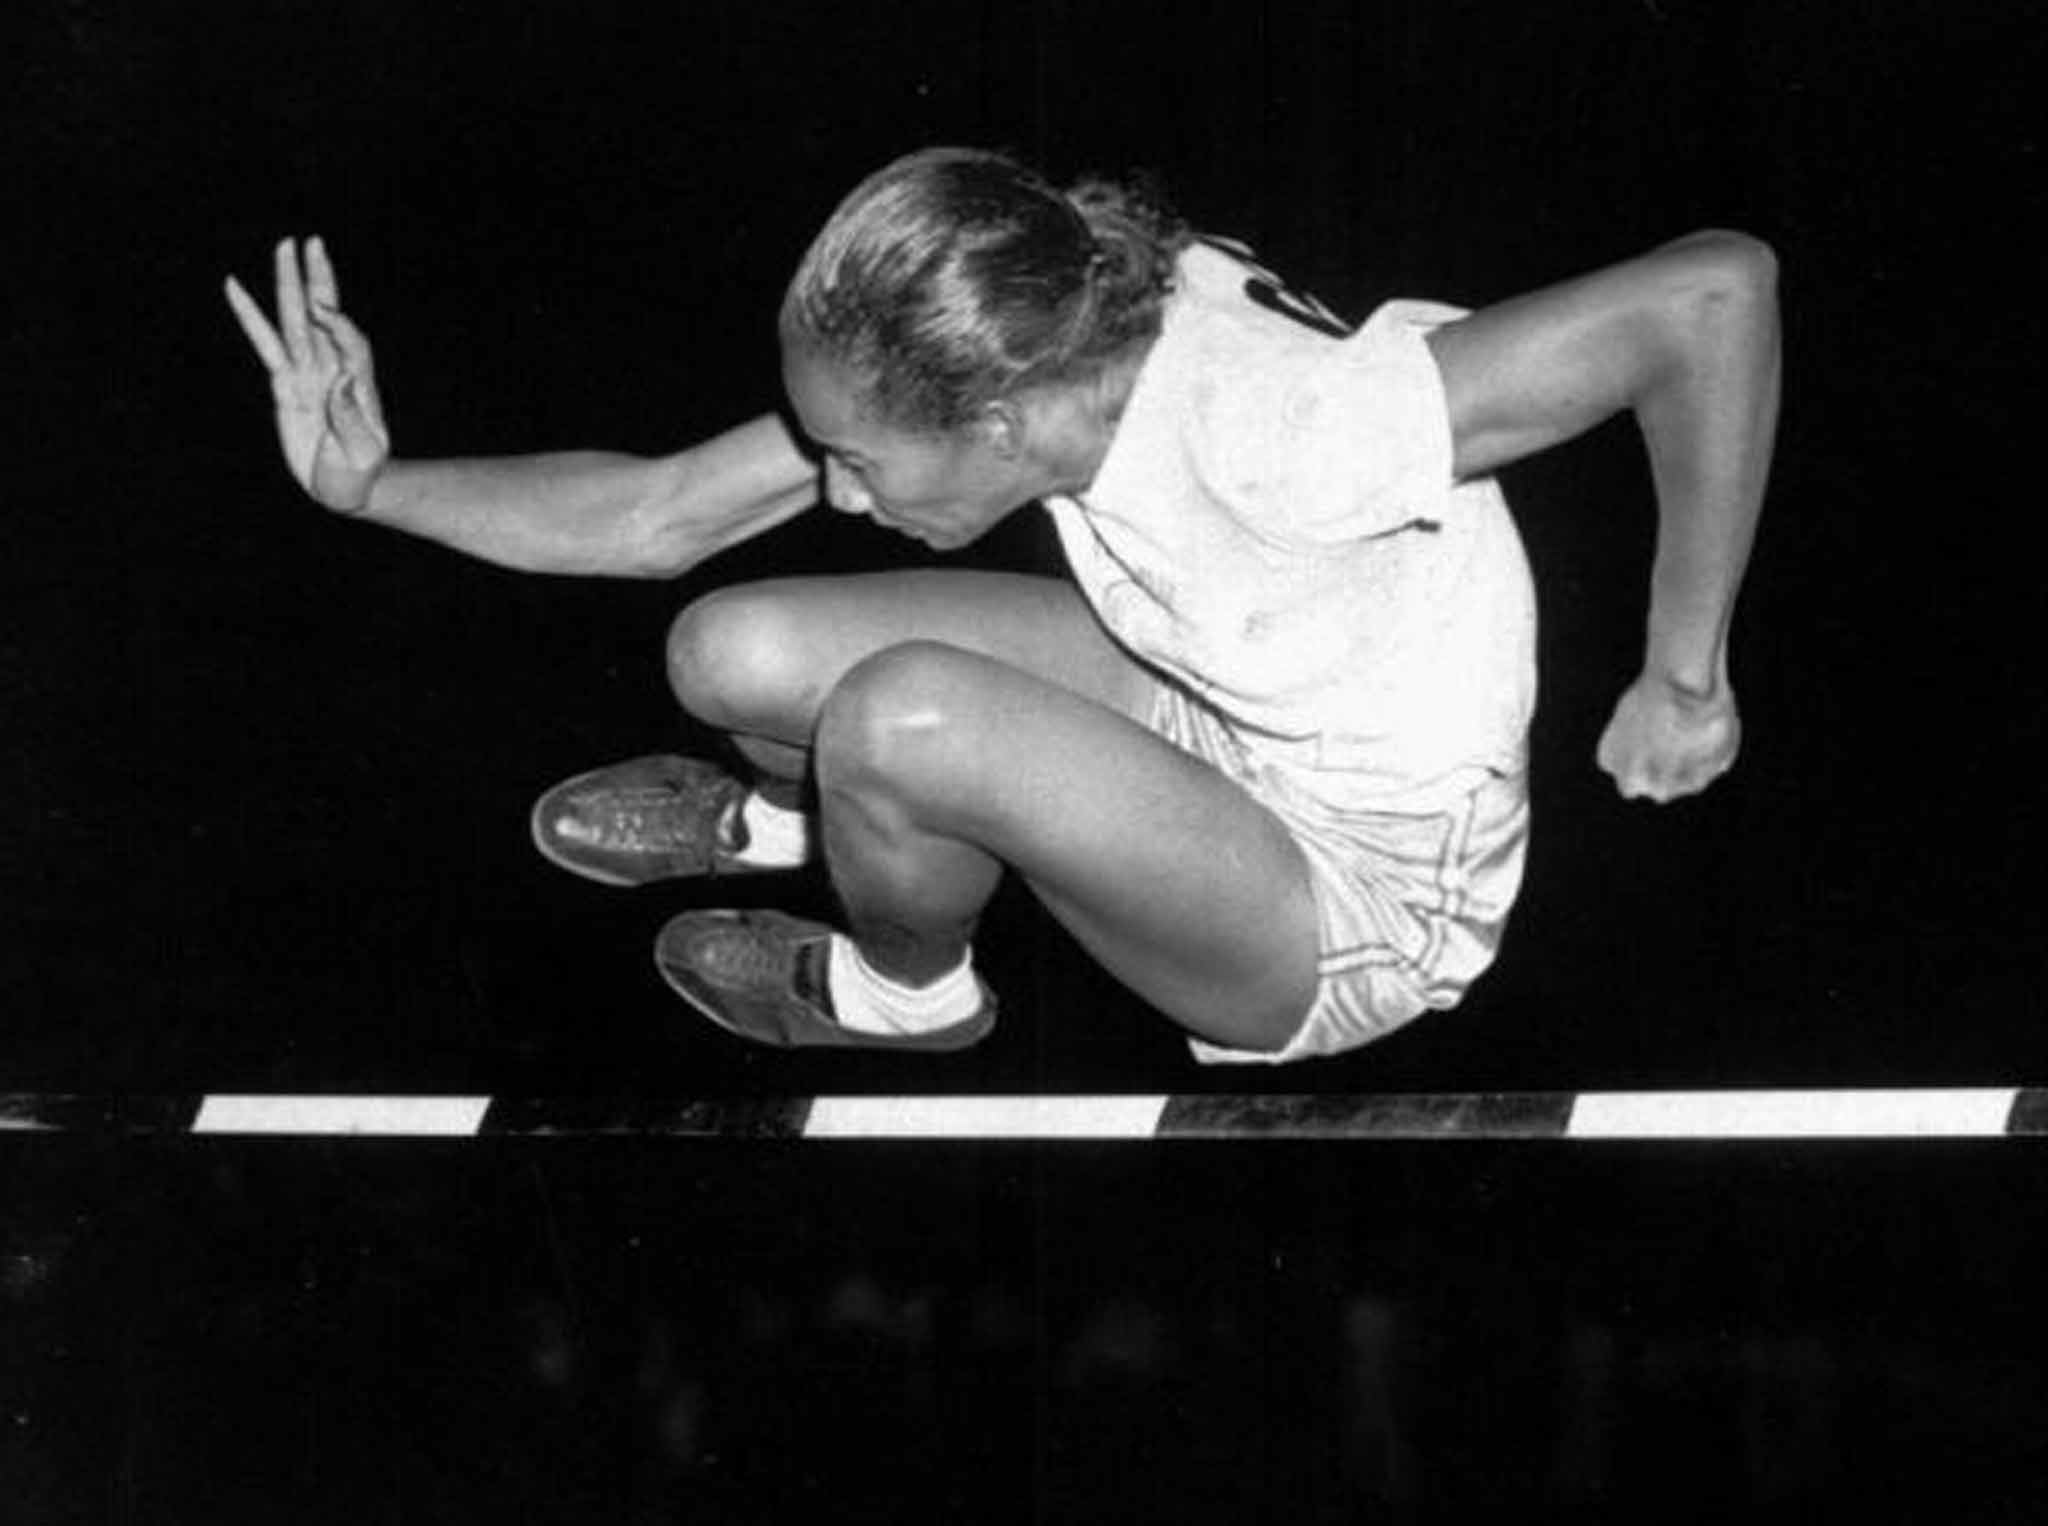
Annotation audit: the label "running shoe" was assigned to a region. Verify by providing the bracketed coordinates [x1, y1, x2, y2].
[654, 908, 997, 1051]
[530, 754, 794, 886]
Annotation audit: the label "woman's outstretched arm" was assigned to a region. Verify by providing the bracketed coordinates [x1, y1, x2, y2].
[225, 237, 818, 579]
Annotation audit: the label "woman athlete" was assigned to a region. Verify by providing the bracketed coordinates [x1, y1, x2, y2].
[226, 147, 1777, 1062]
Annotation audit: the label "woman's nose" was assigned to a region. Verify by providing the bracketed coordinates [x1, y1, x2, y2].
[822, 458, 875, 515]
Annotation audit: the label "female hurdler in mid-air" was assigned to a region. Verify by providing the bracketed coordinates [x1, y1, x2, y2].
[226, 147, 1777, 1063]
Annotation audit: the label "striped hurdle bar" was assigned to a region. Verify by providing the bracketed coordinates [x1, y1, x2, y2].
[2, 1089, 2044, 1139]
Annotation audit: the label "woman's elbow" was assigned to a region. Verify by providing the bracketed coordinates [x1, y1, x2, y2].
[1642, 232, 1779, 376]
[1664, 230, 1779, 311]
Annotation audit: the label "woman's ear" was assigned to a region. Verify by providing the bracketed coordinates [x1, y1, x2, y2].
[972, 399, 1027, 460]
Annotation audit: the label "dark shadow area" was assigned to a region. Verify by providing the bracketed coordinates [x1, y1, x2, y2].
[6, 1142, 2046, 1523]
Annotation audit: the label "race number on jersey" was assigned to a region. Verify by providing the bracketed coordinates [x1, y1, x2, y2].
[1201, 235, 1353, 339]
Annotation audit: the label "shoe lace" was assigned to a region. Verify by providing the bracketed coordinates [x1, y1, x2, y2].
[579, 786, 735, 854]
[689, 922, 834, 1009]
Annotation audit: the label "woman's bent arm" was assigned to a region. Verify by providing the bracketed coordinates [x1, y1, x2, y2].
[1427, 231, 1781, 799]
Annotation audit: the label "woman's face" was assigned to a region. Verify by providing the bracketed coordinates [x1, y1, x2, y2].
[780, 343, 1035, 551]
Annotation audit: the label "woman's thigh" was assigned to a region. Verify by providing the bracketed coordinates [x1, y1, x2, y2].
[821, 643, 1321, 1051]
[669, 570, 1154, 743]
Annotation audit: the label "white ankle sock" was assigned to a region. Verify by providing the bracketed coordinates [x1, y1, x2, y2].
[729, 791, 812, 868]
[826, 935, 981, 1035]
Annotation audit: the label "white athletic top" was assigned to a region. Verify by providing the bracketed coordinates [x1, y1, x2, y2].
[1045, 239, 1538, 814]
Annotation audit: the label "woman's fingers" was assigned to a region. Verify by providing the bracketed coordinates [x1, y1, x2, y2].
[233, 239, 366, 383]
[303, 238, 375, 384]
[305, 235, 341, 311]
[223, 275, 289, 372]
[310, 302, 374, 376]
[273, 236, 313, 365]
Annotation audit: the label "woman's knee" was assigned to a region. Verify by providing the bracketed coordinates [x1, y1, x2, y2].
[814, 642, 978, 794]
[665, 582, 825, 730]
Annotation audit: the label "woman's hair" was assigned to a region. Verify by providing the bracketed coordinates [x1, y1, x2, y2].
[780, 147, 1191, 434]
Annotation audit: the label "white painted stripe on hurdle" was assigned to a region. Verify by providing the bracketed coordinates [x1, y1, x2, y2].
[193, 1095, 492, 1137]
[1567, 1088, 2018, 1139]
[805, 1094, 1170, 1139]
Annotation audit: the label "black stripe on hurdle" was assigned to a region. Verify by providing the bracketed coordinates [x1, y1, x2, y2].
[2005, 1088, 2048, 1138]
[1159, 1092, 1573, 1138]
[480, 1096, 812, 1139]
[0, 1093, 203, 1135]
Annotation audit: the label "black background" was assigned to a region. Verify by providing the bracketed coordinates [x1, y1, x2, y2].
[5, 1, 2045, 1518]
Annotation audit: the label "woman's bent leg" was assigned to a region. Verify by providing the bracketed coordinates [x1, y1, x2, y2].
[816, 643, 1321, 1052]
[544, 571, 1147, 889]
